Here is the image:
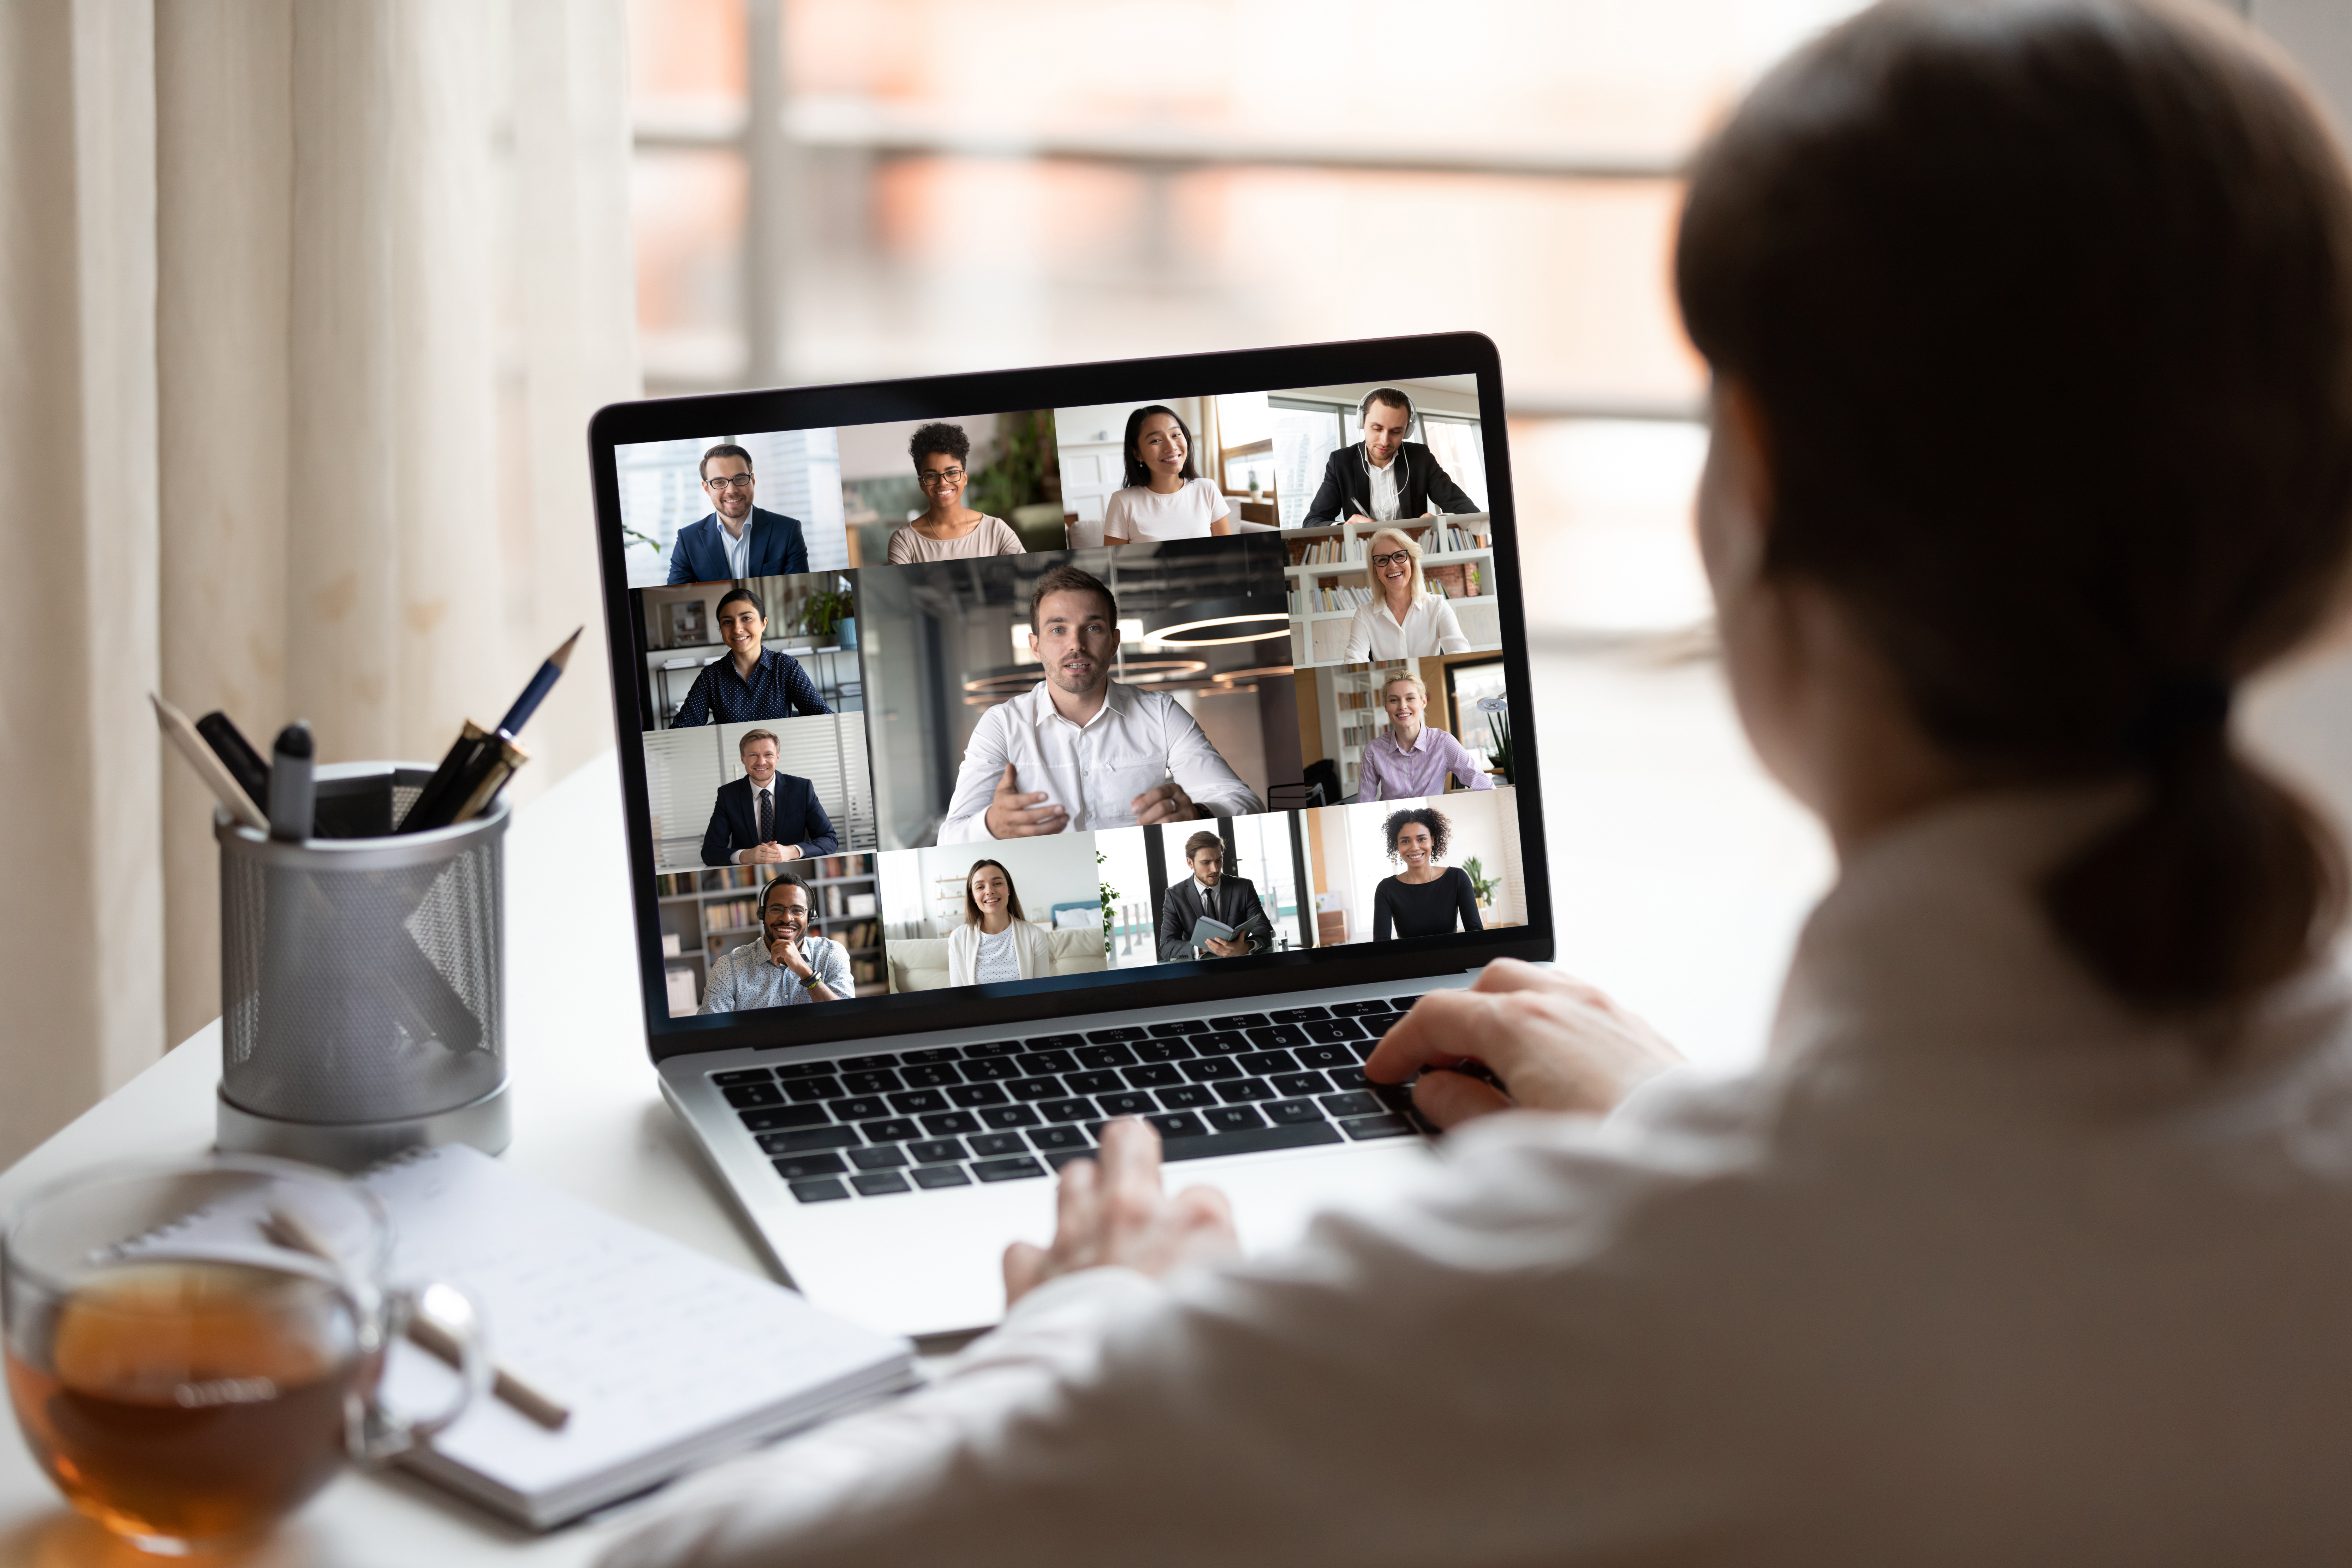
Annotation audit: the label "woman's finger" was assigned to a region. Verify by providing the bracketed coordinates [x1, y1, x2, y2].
[1411, 1067, 1515, 1129]
[1469, 958, 1602, 1000]
[1050, 1148, 1100, 1265]
[1365, 990, 1487, 1083]
[1095, 1119, 1166, 1236]
[1003, 1240, 1046, 1301]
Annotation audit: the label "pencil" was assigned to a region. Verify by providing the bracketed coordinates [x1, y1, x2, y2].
[152, 693, 269, 831]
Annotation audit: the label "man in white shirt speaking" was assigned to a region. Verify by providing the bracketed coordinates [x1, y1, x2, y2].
[937, 565, 1262, 844]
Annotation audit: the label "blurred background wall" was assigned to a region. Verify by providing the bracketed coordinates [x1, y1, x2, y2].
[0, 0, 2345, 1167]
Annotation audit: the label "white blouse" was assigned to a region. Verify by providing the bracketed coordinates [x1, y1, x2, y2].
[608, 791, 2352, 1565]
[1101, 478, 1228, 543]
[1342, 592, 1472, 660]
[972, 924, 1022, 984]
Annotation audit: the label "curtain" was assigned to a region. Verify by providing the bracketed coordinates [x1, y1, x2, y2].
[0, 0, 637, 1166]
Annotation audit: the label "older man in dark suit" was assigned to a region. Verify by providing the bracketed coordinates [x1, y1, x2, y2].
[1155, 830, 1269, 963]
[668, 443, 811, 584]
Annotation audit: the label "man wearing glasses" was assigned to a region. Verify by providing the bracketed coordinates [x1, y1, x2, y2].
[667, 443, 812, 585]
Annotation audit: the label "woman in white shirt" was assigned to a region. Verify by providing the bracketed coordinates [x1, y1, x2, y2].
[944, 859, 1050, 986]
[610, 4, 2352, 1562]
[1099, 405, 1232, 547]
[1341, 525, 1472, 660]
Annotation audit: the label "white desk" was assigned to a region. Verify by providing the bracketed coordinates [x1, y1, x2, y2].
[0, 645, 1829, 1566]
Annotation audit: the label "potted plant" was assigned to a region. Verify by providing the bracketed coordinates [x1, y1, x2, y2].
[1479, 696, 1514, 785]
[793, 585, 856, 644]
[1096, 850, 1117, 958]
[1463, 856, 1499, 911]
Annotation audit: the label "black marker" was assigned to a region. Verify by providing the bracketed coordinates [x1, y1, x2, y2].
[196, 711, 270, 813]
[267, 723, 315, 843]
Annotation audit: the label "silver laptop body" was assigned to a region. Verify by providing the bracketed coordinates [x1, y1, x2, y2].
[591, 334, 1547, 1338]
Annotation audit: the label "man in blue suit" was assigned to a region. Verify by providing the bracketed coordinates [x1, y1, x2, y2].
[702, 729, 840, 866]
[668, 443, 811, 584]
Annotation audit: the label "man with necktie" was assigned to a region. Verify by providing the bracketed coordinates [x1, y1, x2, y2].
[701, 729, 839, 867]
[1155, 830, 1269, 962]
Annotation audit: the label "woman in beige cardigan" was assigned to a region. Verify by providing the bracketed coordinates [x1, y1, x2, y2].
[612, 4, 2352, 1562]
[945, 858, 1053, 986]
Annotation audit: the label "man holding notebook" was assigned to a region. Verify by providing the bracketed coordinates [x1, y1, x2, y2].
[1155, 831, 1268, 961]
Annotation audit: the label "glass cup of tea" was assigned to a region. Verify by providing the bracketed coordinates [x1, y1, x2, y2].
[2, 1155, 487, 1555]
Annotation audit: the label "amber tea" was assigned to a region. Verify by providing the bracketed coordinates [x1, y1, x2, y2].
[5, 1258, 374, 1549]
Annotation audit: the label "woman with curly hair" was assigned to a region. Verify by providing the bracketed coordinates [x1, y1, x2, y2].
[887, 422, 1028, 563]
[1370, 805, 1482, 940]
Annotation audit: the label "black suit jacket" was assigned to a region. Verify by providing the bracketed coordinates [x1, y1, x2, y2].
[701, 773, 839, 867]
[1301, 442, 1478, 525]
[1157, 875, 1269, 963]
[667, 507, 811, 584]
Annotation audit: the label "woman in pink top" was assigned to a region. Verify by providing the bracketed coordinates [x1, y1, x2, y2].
[1357, 672, 1495, 801]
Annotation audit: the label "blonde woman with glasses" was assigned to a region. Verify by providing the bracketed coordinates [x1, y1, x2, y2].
[1342, 526, 1472, 660]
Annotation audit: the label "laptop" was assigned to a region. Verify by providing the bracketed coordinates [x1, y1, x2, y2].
[588, 333, 1548, 1338]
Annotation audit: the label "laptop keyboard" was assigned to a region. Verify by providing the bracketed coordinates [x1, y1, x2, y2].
[712, 999, 1434, 1204]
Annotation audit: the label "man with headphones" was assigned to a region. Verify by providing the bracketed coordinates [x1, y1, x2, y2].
[1302, 388, 1481, 527]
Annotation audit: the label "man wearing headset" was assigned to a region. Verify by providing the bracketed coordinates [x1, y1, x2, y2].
[1301, 388, 1480, 527]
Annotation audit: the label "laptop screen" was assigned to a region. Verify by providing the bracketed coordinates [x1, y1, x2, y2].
[593, 338, 1549, 1056]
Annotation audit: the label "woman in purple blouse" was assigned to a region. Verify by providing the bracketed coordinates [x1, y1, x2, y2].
[1356, 672, 1496, 802]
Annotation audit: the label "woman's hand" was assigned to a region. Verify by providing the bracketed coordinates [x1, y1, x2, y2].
[1365, 959, 1684, 1128]
[1004, 1120, 1239, 1305]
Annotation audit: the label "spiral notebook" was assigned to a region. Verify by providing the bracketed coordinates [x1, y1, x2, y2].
[364, 1144, 917, 1528]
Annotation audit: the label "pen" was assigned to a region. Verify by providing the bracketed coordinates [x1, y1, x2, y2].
[399, 628, 579, 833]
[151, 693, 269, 831]
[267, 723, 315, 843]
[196, 711, 270, 809]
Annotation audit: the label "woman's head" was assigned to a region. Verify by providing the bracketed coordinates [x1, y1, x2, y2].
[1364, 528, 1424, 601]
[1122, 406, 1197, 489]
[715, 587, 766, 656]
[1677, 0, 2352, 1015]
[910, 423, 972, 509]
[1383, 807, 1450, 869]
[1382, 671, 1429, 729]
[963, 859, 1024, 925]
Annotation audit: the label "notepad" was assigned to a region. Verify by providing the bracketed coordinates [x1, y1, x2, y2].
[365, 1145, 916, 1527]
[1191, 911, 1268, 952]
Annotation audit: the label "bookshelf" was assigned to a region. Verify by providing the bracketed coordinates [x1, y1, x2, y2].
[1282, 514, 1498, 667]
[653, 853, 887, 1014]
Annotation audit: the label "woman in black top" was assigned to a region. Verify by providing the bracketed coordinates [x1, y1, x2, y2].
[1372, 806, 1483, 941]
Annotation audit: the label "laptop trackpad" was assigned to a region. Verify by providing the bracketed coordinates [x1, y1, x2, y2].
[779, 1141, 1440, 1341]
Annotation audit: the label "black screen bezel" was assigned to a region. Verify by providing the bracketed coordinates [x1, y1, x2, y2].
[588, 332, 1549, 1064]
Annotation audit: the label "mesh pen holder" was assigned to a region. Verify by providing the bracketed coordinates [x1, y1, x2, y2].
[215, 761, 512, 1170]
